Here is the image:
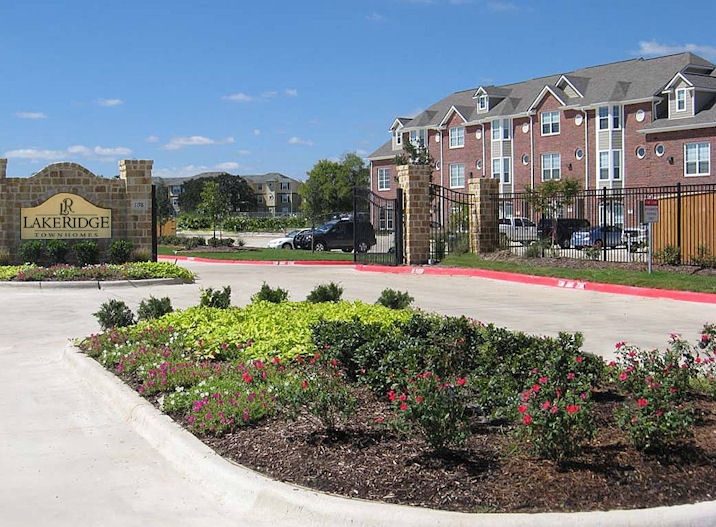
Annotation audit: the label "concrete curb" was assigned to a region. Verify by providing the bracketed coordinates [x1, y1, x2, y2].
[62, 343, 716, 527]
[0, 278, 184, 289]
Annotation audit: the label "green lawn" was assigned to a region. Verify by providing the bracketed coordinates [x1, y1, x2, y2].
[440, 253, 716, 294]
[158, 246, 354, 262]
[159, 246, 716, 294]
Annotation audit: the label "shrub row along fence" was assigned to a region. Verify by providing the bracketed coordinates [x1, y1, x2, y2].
[496, 182, 716, 266]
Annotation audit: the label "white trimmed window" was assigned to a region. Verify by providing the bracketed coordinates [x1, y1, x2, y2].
[491, 157, 511, 183]
[449, 163, 465, 188]
[449, 126, 465, 148]
[379, 205, 394, 230]
[541, 153, 561, 180]
[280, 181, 290, 190]
[281, 194, 290, 203]
[599, 150, 622, 180]
[394, 130, 402, 147]
[676, 88, 687, 112]
[377, 168, 390, 191]
[477, 94, 488, 111]
[685, 142, 710, 176]
[541, 111, 560, 135]
[409, 129, 427, 147]
[598, 106, 622, 130]
[491, 119, 511, 140]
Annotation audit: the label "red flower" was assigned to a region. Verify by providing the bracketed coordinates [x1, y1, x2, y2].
[521, 391, 532, 402]
[538, 376, 548, 384]
[550, 405, 559, 414]
[541, 400, 551, 410]
[637, 398, 648, 407]
[523, 414, 532, 425]
[330, 359, 339, 367]
[456, 377, 467, 386]
[375, 416, 385, 424]
[615, 341, 626, 349]
[387, 390, 397, 402]
[301, 380, 308, 390]
[567, 372, 575, 380]
[566, 405, 580, 414]
[518, 404, 528, 414]
[242, 372, 253, 383]
[399, 403, 408, 411]
[532, 384, 541, 393]
[399, 393, 407, 402]
[415, 396, 424, 403]
[619, 372, 628, 381]
[575, 356, 584, 363]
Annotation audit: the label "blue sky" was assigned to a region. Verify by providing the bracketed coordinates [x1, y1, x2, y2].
[2, 0, 716, 181]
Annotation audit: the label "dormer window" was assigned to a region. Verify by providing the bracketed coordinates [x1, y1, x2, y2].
[676, 88, 687, 112]
[394, 130, 402, 146]
[477, 94, 488, 111]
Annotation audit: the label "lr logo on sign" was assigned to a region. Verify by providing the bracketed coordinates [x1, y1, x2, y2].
[60, 197, 74, 216]
[21, 193, 112, 240]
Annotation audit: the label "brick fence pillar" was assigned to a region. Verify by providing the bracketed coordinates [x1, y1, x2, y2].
[469, 177, 499, 254]
[397, 164, 431, 265]
[0, 158, 6, 179]
[119, 159, 154, 256]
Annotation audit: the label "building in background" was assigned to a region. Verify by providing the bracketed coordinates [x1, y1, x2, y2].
[368, 52, 716, 206]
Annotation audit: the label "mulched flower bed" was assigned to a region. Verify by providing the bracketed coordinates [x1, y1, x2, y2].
[196, 388, 716, 514]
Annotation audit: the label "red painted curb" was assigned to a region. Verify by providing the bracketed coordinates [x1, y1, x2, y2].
[159, 255, 716, 304]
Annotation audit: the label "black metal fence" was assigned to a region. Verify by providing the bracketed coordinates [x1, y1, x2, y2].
[429, 184, 471, 262]
[353, 187, 403, 266]
[496, 183, 716, 265]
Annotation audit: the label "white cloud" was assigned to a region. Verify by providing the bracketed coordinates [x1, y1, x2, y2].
[238, 149, 251, 155]
[261, 90, 278, 99]
[94, 146, 132, 156]
[487, 1, 517, 11]
[367, 12, 386, 22]
[222, 92, 255, 102]
[96, 98, 123, 107]
[355, 149, 369, 157]
[146, 135, 160, 143]
[153, 164, 210, 179]
[4, 144, 131, 162]
[163, 135, 235, 150]
[15, 112, 46, 119]
[285, 88, 298, 97]
[253, 129, 261, 135]
[288, 136, 314, 146]
[636, 40, 716, 61]
[215, 161, 240, 171]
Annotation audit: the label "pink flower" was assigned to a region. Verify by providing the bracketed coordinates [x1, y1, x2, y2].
[301, 380, 308, 390]
[399, 393, 407, 402]
[615, 341, 626, 349]
[541, 401, 551, 410]
[580, 393, 587, 401]
[518, 404, 528, 414]
[619, 372, 628, 381]
[567, 372, 575, 380]
[532, 384, 541, 393]
[608, 360, 616, 367]
[550, 405, 559, 414]
[415, 396, 424, 403]
[523, 414, 532, 425]
[637, 398, 649, 407]
[375, 416, 385, 424]
[456, 377, 467, 386]
[538, 376, 548, 384]
[399, 403, 408, 411]
[575, 356, 583, 363]
[566, 405, 580, 414]
[387, 390, 397, 401]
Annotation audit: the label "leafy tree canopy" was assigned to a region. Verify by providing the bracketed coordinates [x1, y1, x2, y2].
[177, 173, 255, 213]
[299, 153, 369, 222]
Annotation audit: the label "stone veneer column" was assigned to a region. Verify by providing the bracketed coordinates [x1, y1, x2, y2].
[0, 158, 7, 179]
[397, 164, 431, 265]
[119, 160, 154, 255]
[0, 159, 6, 256]
[469, 177, 499, 254]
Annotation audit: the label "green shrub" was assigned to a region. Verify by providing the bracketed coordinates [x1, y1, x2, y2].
[0, 248, 10, 266]
[208, 237, 235, 247]
[306, 282, 343, 303]
[200, 286, 232, 309]
[131, 249, 152, 262]
[46, 240, 69, 264]
[18, 241, 46, 265]
[252, 282, 289, 303]
[73, 241, 99, 266]
[583, 246, 601, 261]
[137, 296, 174, 321]
[93, 299, 135, 330]
[692, 245, 716, 268]
[376, 288, 414, 310]
[654, 245, 681, 266]
[108, 240, 134, 264]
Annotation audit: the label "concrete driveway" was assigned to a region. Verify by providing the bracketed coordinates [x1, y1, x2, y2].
[1, 261, 715, 526]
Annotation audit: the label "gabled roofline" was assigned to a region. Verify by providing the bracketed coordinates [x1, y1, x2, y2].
[556, 75, 585, 98]
[473, 87, 487, 98]
[439, 105, 469, 127]
[638, 121, 716, 134]
[662, 72, 693, 93]
[390, 118, 410, 131]
[527, 85, 567, 112]
[563, 96, 660, 111]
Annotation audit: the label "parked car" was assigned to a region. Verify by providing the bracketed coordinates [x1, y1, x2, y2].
[293, 219, 377, 253]
[266, 228, 310, 250]
[537, 218, 591, 248]
[570, 225, 623, 249]
[499, 217, 537, 245]
[622, 224, 649, 248]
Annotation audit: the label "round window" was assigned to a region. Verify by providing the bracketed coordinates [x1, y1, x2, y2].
[475, 129, 482, 140]
[575, 148, 584, 160]
[522, 154, 530, 165]
[636, 146, 646, 159]
[435, 160, 441, 169]
[522, 122, 529, 134]
[575, 114, 583, 126]
[476, 159, 482, 170]
[636, 109, 645, 122]
[435, 134, 440, 143]
[655, 144, 665, 157]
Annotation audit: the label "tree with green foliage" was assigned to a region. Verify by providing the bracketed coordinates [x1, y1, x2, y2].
[524, 178, 581, 246]
[154, 180, 175, 236]
[215, 172, 256, 212]
[299, 153, 369, 223]
[199, 181, 230, 241]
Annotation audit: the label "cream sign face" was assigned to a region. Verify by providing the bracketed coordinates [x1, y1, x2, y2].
[21, 193, 112, 239]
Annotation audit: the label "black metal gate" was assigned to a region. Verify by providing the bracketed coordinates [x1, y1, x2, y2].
[429, 184, 470, 262]
[353, 187, 403, 265]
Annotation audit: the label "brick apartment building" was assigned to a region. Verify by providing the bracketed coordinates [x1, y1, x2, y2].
[368, 52, 716, 220]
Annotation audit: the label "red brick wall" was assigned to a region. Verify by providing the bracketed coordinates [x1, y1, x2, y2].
[642, 127, 716, 186]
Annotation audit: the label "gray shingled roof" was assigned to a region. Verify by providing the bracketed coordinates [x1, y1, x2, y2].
[369, 52, 715, 160]
[684, 72, 716, 91]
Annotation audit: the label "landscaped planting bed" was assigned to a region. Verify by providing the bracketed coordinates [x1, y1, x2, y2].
[78, 298, 716, 513]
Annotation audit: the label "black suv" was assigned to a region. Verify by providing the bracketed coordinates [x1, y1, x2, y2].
[293, 219, 377, 253]
[536, 217, 590, 248]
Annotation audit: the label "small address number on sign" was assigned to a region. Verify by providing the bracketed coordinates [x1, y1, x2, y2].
[131, 200, 148, 210]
